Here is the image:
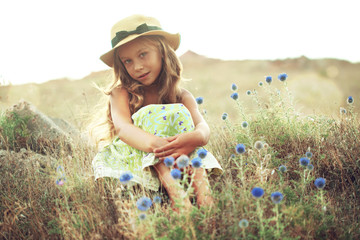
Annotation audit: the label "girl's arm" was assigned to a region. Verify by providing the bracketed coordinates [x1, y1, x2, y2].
[153, 88, 210, 160]
[110, 87, 169, 152]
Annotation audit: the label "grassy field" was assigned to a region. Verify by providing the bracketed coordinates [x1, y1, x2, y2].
[0, 54, 360, 239]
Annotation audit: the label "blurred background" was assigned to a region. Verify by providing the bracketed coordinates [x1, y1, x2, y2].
[1, 0, 359, 126]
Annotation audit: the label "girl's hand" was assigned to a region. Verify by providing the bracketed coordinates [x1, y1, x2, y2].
[153, 131, 204, 160]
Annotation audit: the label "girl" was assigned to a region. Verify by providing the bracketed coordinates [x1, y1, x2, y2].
[92, 14, 222, 210]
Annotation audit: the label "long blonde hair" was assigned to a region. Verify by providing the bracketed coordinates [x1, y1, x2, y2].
[90, 35, 183, 149]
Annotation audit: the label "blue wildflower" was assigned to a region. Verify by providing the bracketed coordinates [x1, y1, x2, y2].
[241, 121, 248, 128]
[279, 165, 287, 173]
[258, 81, 264, 87]
[170, 169, 182, 180]
[305, 151, 313, 158]
[139, 213, 147, 220]
[136, 197, 152, 211]
[251, 187, 265, 198]
[307, 164, 314, 171]
[270, 192, 284, 204]
[278, 73, 288, 81]
[347, 96, 354, 104]
[197, 149, 207, 159]
[231, 92, 239, 100]
[231, 83, 238, 91]
[299, 157, 310, 167]
[153, 196, 162, 204]
[246, 90, 251, 95]
[196, 97, 203, 105]
[265, 76, 272, 84]
[55, 177, 66, 186]
[119, 171, 133, 184]
[221, 113, 228, 120]
[235, 143, 246, 154]
[176, 155, 189, 168]
[191, 157, 202, 168]
[164, 157, 175, 167]
[239, 219, 249, 228]
[314, 178, 326, 189]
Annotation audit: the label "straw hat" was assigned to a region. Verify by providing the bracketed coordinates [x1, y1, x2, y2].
[100, 14, 181, 67]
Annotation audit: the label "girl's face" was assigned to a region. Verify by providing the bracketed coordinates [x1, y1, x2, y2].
[118, 37, 162, 86]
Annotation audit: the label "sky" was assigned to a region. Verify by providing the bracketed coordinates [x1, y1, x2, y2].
[0, 0, 359, 85]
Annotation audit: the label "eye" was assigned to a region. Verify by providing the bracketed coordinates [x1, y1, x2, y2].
[123, 59, 132, 65]
[139, 52, 147, 58]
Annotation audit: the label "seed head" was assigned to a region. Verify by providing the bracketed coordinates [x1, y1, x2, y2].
[340, 107, 347, 115]
[241, 121, 248, 128]
[254, 141, 264, 150]
[278, 165, 287, 173]
[239, 219, 249, 228]
[270, 191, 284, 204]
[153, 196, 162, 204]
[307, 164, 314, 171]
[176, 155, 190, 168]
[138, 213, 147, 220]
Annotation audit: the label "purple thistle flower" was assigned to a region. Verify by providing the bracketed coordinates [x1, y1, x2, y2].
[347, 96, 354, 104]
[265, 76, 272, 84]
[197, 148, 208, 159]
[314, 178, 326, 189]
[119, 171, 133, 184]
[299, 157, 310, 167]
[278, 73, 288, 81]
[231, 92, 239, 100]
[191, 157, 202, 168]
[164, 157, 175, 167]
[251, 187, 264, 198]
[196, 97, 204, 104]
[136, 197, 152, 211]
[170, 169, 182, 180]
[236, 143, 246, 154]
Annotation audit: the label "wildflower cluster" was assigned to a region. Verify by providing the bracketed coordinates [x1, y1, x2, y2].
[55, 165, 66, 186]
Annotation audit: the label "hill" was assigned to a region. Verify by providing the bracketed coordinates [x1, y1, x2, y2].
[1, 51, 359, 127]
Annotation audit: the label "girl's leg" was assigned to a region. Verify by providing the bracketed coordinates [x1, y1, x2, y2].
[191, 168, 214, 208]
[153, 162, 192, 211]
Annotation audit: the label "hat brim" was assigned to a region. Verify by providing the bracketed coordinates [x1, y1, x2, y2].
[100, 30, 180, 68]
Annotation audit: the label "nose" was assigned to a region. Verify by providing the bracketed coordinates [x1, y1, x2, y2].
[134, 60, 143, 71]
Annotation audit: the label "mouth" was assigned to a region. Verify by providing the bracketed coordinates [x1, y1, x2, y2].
[138, 72, 150, 80]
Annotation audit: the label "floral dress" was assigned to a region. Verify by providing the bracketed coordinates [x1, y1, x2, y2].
[92, 103, 223, 191]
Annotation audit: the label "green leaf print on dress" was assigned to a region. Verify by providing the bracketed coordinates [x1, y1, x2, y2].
[92, 104, 223, 191]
